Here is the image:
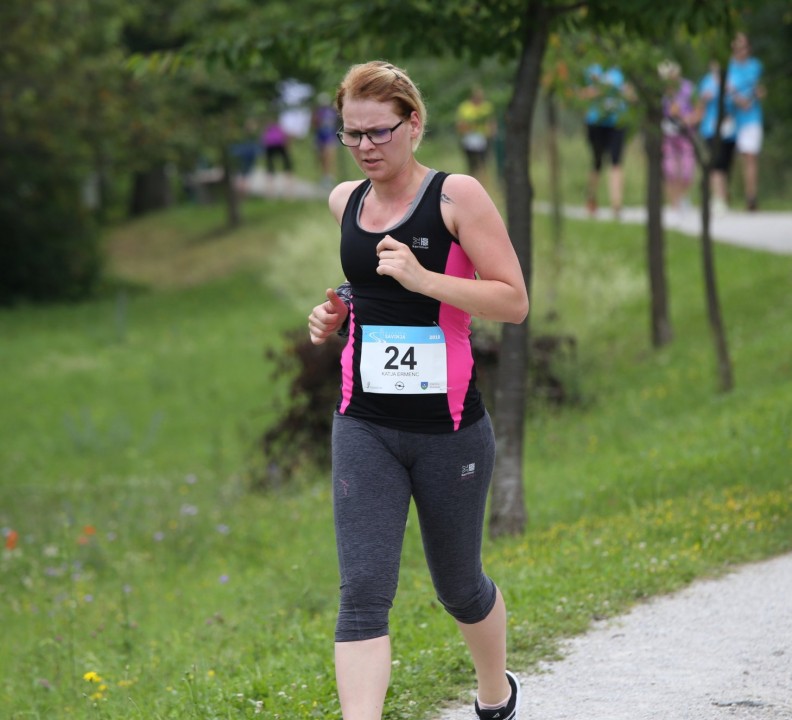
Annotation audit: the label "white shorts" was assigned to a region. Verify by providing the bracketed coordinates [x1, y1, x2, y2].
[736, 123, 763, 154]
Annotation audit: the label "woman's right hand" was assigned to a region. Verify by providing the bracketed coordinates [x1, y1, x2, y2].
[308, 288, 349, 345]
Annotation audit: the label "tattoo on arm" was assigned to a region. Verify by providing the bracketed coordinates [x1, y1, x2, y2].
[440, 192, 454, 204]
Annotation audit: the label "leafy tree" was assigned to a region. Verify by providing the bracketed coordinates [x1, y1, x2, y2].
[177, 0, 757, 535]
[0, 0, 122, 302]
[128, 0, 337, 227]
[121, 1, 202, 216]
[321, 0, 748, 536]
[739, 2, 792, 190]
[545, 26, 740, 391]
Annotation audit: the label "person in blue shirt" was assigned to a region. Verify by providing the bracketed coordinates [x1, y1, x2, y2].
[695, 60, 737, 215]
[580, 64, 632, 219]
[727, 32, 765, 211]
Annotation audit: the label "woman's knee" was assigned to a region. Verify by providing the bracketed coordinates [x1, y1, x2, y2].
[335, 584, 394, 642]
[436, 574, 497, 625]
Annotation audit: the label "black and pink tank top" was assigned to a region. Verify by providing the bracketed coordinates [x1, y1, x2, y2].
[336, 170, 485, 433]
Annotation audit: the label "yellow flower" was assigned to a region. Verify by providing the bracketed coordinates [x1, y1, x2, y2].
[83, 671, 102, 683]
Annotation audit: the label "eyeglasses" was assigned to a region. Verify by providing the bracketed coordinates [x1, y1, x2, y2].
[336, 120, 405, 147]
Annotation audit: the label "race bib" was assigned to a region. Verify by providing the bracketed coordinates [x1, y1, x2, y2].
[360, 325, 447, 394]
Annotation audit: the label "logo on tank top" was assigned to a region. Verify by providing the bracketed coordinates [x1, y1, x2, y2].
[412, 236, 429, 249]
[461, 462, 476, 479]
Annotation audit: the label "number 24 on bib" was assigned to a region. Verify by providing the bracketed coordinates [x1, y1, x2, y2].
[360, 325, 447, 394]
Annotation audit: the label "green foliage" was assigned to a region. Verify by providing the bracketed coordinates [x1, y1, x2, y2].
[743, 2, 792, 190]
[0, 142, 102, 304]
[1, 0, 124, 298]
[1, 197, 791, 718]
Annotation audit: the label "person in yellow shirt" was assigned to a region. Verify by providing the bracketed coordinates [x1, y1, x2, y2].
[456, 86, 497, 185]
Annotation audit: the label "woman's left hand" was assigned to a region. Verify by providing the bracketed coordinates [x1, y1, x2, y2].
[375, 235, 428, 293]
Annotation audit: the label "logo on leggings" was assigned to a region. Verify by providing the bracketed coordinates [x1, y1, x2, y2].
[461, 462, 476, 479]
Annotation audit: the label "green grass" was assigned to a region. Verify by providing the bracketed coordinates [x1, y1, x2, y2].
[1, 186, 791, 719]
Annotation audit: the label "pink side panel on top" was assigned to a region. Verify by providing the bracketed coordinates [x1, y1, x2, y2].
[338, 306, 356, 414]
[439, 243, 476, 431]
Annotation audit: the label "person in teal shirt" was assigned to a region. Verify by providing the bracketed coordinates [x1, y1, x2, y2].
[580, 64, 631, 219]
[696, 61, 737, 215]
[727, 32, 764, 211]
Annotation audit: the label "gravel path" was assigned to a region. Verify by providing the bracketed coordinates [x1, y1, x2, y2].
[439, 552, 792, 720]
[540, 202, 792, 255]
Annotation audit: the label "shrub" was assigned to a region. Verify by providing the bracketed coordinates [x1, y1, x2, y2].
[0, 141, 102, 304]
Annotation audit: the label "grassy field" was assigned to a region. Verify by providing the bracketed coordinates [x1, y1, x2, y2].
[2, 172, 791, 719]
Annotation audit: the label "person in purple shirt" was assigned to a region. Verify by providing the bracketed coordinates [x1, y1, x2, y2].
[659, 60, 697, 215]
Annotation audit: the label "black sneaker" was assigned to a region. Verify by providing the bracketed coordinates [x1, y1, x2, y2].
[474, 670, 521, 720]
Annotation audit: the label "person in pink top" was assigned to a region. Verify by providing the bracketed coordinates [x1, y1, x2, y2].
[260, 116, 294, 196]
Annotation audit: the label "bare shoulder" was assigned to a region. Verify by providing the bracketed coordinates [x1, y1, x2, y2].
[329, 180, 365, 224]
[440, 173, 488, 205]
[439, 173, 499, 236]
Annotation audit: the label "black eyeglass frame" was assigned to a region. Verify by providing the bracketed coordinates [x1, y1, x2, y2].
[336, 120, 405, 147]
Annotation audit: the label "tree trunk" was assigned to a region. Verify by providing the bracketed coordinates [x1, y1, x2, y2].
[489, 12, 549, 538]
[220, 144, 241, 229]
[644, 101, 673, 347]
[698, 168, 734, 392]
[545, 88, 564, 321]
[128, 164, 173, 217]
[693, 68, 734, 393]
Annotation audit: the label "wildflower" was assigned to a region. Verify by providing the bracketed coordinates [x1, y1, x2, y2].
[83, 671, 102, 683]
[4, 529, 18, 551]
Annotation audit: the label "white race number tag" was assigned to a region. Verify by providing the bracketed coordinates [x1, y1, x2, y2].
[360, 325, 447, 394]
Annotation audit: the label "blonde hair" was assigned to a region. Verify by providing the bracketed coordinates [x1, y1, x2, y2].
[335, 61, 427, 149]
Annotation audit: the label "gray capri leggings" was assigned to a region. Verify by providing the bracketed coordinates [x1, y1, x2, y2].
[331, 411, 498, 642]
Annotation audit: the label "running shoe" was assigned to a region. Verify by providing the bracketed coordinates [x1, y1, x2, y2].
[474, 670, 521, 720]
